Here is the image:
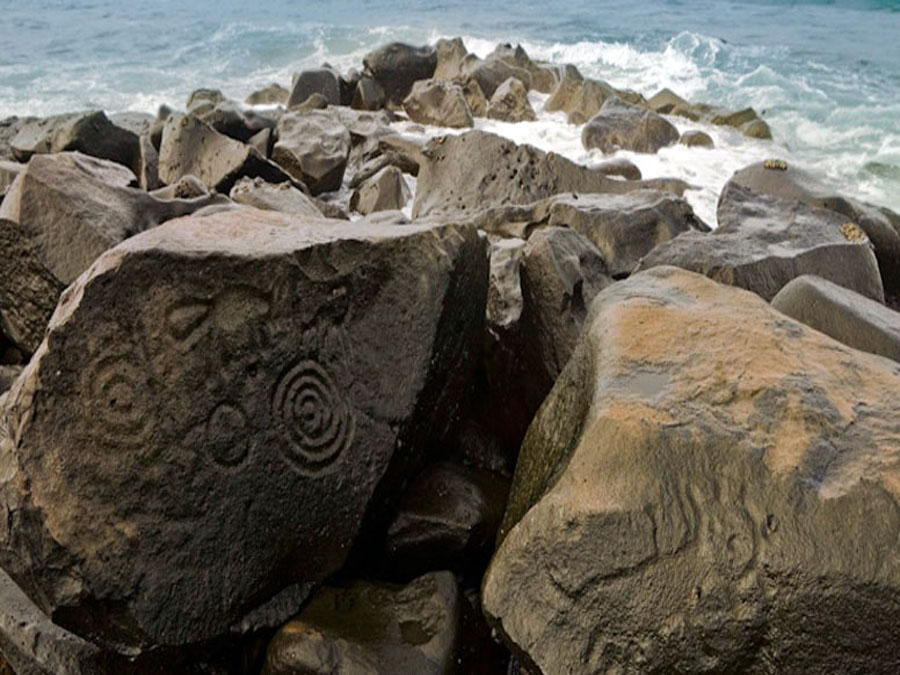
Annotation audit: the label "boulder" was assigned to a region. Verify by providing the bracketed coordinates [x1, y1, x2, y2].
[248, 127, 272, 157]
[547, 190, 708, 277]
[363, 42, 438, 106]
[384, 462, 508, 580]
[0, 117, 36, 161]
[246, 83, 290, 106]
[351, 77, 387, 111]
[487, 78, 536, 123]
[456, 76, 488, 117]
[595, 157, 641, 180]
[545, 68, 622, 125]
[0, 160, 23, 200]
[639, 184, 885, 302]
[582, 96, 680, 154]
[646, 87, 691, 114]
[724, 160, 900, 299]
[465, 58, 531, 99]
[0, 152, 227, 352]
[711, 107, 772, 139]
[484, 266, 900, 674]
[262, 572, 460, 675]
[403, 79, 474, 129]
[108, 112, 155, 138]
[679, 129, 714, 148]
[0, 366, 21, 394]
[136, 133, 162, 191]
[772, 275, 900, 363]
[272, 110, 351, 194]
[0, 208, 487, 657]
[434, 38, 468, 81]
[350, 166, 411, 215]
[229, 177, 325, 219]
[288, 68, 342, 108]
[412, 131, 689, 219]
[10, 110, 140, 171]
[199, 101, 277, 143]
[488, 43, 556, 94]
[159, 114, 294, 193]
[185, 88, 225, 115]
[150, 174, 210, 200]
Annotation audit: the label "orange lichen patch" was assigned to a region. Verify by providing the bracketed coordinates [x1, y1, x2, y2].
[763, 159, 788, 171]
[840, 222, 867, 244]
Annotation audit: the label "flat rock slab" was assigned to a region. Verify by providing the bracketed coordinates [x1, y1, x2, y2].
[0, 207, 487, 655]
[484, 266, 900, 674]
[772, 274, 900, 363]
[639, 183, 884, 301]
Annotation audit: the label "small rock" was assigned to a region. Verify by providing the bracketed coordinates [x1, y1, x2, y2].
[679, 129, 714, 148]
[350, 165, 411, 214]
[487, 78, 536, 123]
[245, 83, 290, 106]
[403, 79, 474, 129]
[229, 176, 324, 219]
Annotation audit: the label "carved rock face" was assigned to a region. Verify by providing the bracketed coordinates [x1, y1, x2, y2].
[483, 266, 900, 674]
[0, 207, 487, 654]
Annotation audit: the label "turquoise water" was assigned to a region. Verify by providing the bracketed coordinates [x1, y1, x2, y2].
[1, 0, 898, 210]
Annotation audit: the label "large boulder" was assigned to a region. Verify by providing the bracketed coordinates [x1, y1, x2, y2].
[487, 78, 536, 123]
[465, 58, 531, 100]
[434, 38, 468, 81]
[262, 572, 460, 675]
[724, 160, 900, 299]
[582, 96, 680, 154]
[272, 110, 351, 194]
[772, 275, 900, 363]
[488, 43, 557, 94]
[246, 83, 290, 106]
[0, 208, 487, 660]
[288, 68, 342, 108]
[9, 111, 140, 172]
[159, 114, 293, 193]
[351, 77, 387, 111]
[403, 79, 474, 129]
[411, 131, 689, 219]
[199, 101, 277, 143]
[639, 184, 885, 302]
[363, 43, 438, 106]
[0, 152, 226, 352]
[484, 266, 900, 674]
[229, 176, 325, 219]
[545, 69, 618, 125]
[547, 190, 708, 277]
[350, 165, 411, 215]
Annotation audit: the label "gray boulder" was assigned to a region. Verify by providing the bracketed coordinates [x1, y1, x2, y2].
[159, 114, 293, 193]
[680, 129, 714, 148]
[488, 43, 557, 94]
[772, 275, 900, 363]
[229, 176, 325, 219]
[186, 88, 226, 114]
[199, 101, 277, 143]
[350, 165, 411, 215]
[639, 183, 885, 302]
[262, 572, 460, 675]
[363, 42, 438, 106]
[0, 208, 487, 657]
[487, 78, 536, 123]
[595, 157, 641, 180]
[246, 83, 290, 106]
[351, 77, 387, 111]
[0, 366, 21, 395]
[273, 110, 351, 194]
[484, 266, 900, 674]
[0, 152, 227, 352]
[582, 96, 680, 154]
[465, 57, 531, 99]
[403, 79, 474, 129]
[288, 68, 342, 108]
[434, 38, 468, 81]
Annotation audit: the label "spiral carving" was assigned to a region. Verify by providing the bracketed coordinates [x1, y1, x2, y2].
[90, 350, 152, 443]
[273, 360, 354, 473]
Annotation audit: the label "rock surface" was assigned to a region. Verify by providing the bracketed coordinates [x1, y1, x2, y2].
[487, 78, 536, 123]
[350, 165, 411, 215]
[679, 129, 714, 148]
[403, 79, 474, 129]
[272, 110, 351, 194]
[0, 208, 487, 655]
[772, 275, 900, 363]
[639, 183, 885, 302]
[246, 84, 290, 106]
[288, 68, 342, 108]
[484, 266, 900, 674]
[229, 177, 325, 219]
[363, 43, 438, 106]
[0, 152, 225, 352]
[262, 572, 460, 675]
[582, 96, 680, 154]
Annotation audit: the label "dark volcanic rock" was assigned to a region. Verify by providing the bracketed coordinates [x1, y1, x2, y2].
[0, 152, 226, 352]
[262, 572, 460, 675]
[272, 110, 351, 194]
[639, 183, 885, 302]
[0, 207, 487, 656]
[582, 96, 680, 154]
[772, 274, 900, 363]
[484, 266, 900, 674]
[411, 131, 690, 219]
[363, 42, 438, 106]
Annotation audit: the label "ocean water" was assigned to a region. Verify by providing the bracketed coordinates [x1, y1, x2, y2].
[1, 0, 898, 223]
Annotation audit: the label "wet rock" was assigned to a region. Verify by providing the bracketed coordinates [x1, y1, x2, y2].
[646, 87, 691, 114]
[639, 183, 884, 302]
[0, 152, 227, 352]
[488, 43, 556, 94]
[230, 176, 325, 219]
[159, 114, 294, 193]
[487, 78, 536, 123]
[679, 129, 714, 148]
[384, 461, 509, 580]
[725, 160, 900, 299]
[246, 83, 290, 106]
[10, 110, 140, 172]
[465, 58, 531, 99]
[711, 107, 772, 139]
[547, 190, 708, 277]
[595, 157, 642, 180]
[412, 130, 689, 219]
[582, 96, 680, 154]
[351, 77, 387, 111]
[350, 166, 411, 215]
[262, 572, 460, 675]
[772, 275, 900, 363]
[363, 42, 438, 106]
[288, 68, 342, 108]
[545, 68, 618, 125]
[403, 79, 474, 129]
[199, 101, 277, 143]
[484, 266, 900, 674]
[0, 208, 487, 656]
[273, 109, 352, 194]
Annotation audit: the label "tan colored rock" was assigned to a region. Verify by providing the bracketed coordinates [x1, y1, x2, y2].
[350, 165, 411, 214]
[582, 96, 680, 154]
[403, 79, 474, 129]
[246, 83, 290, 106]
[229, 176, 325, 219]
[487, 78, 536, 123]
[679, 129, 714, 148]
[485, 266, 900, 674]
